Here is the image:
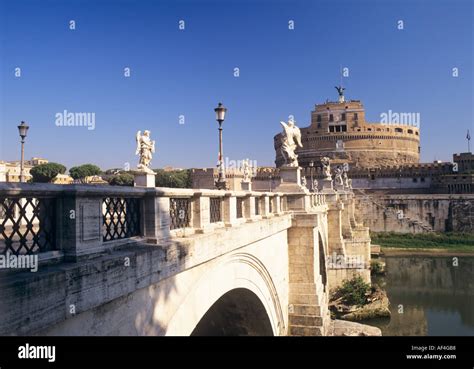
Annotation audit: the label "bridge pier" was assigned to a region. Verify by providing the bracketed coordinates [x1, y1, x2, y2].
[287, 213, 331, 336]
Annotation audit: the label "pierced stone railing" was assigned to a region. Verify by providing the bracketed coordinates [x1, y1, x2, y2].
[0, 183, 327, 262]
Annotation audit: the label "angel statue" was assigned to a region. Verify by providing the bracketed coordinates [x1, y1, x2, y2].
[135, 130, 155, 173]
[343, 171, 350, 188]
[301, 176, 307, 188]
[280, 119, 303, 167]
[241, 159, 253, 182]
[334, 166, 344, 186]
[335, 85, 345, 103]
[321, 157, 332, 179]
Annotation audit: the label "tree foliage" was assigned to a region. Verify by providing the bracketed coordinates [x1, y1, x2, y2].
[107, 173, 135, 186]
[69, 164, 102, 179]
[30, 163, 67, 183]
[336, 276, 371, 306]
[154, 169, 192, 188]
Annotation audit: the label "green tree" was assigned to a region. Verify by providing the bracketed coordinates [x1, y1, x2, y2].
[107, 173, 134, 186]
[336, 276, 371, 306]
[69, 164, 102, 180]
[30, 163, 66, 183]
[154, 169, 192, 188]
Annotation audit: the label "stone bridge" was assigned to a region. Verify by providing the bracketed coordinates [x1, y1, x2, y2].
[0, 181, 371, 336]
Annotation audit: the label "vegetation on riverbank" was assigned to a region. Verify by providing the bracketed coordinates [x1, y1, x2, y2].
[329, 276, 391, 321]
[371, 232, 474, 253]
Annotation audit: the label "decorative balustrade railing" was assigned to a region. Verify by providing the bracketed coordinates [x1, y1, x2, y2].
[0, 196, 56, 255]
[210, 197, 222, 223]
[236, 197, 244, 219]
[102, 197, 141, 241]
[169, 197, 191, 230]
[0, 183, 328, 262]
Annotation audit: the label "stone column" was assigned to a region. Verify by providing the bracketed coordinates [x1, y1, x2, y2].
[287, 213, 330, 336]
[59, 193, 104, 261]
[223, 194, 237, 227]
[326, 197, 346, 256]
[142, 194, 171, 243]
[244, 194, 257, 221]
[134, 172, 156, 188]
[192, 193, 212, 233]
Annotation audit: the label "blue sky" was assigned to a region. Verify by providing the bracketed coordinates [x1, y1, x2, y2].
[1, 0, 472, 170]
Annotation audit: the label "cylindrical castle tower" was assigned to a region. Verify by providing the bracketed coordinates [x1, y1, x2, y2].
[274, 92, 420, 169]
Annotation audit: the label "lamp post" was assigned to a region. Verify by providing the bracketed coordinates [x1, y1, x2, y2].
[17, 121, 29, 183]
[309, 161, 314, 192]
[214, 103, 227, 190]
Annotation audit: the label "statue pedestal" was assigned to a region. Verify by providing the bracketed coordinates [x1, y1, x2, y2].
[274, 166, 308, 193]
[335, 183, 345, 192]
[241, 181, 252, 191]
[134, 172, 156, 188]
[321, 178, 334, 193]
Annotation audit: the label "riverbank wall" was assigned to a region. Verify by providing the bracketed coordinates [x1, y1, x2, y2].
[354, 194, 474, 234]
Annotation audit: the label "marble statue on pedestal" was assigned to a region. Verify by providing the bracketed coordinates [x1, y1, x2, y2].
[321, 157, 332, 179]
[280, 120, 303, 167]
[301, 176, 307, 188]
[135, 130, 155, 174]
[343, 171, 350, 188]
[242, 159, 251, 182]
[334, 166, 344, 186]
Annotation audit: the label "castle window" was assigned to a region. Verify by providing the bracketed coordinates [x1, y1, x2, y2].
[415, 131, 419, 135]
[367, 128, 372, 131]
[341, 113, 346, 121]
[412, 178, 417, 183]
[395, 128, 403, 133]
[341, 125, 347, 132]
[329, 126, 335, 132]
[317, 115, 321, 122]
[387, 128, 390, 132]
[317, 122, 321, 129]
[420, 177, 425, 182]
[354, 113, 358, 121]
[329, 114, 334, 122]
[408, 129, 413, 134]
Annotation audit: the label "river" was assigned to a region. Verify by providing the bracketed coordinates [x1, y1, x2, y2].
[369, 255, 474, 336]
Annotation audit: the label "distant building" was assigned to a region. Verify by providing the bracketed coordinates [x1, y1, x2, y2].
[0, 157, 49, 182]
[274, 89, 420, 169]
[52, 173, 74, 184]
[83, 175, 108, 185]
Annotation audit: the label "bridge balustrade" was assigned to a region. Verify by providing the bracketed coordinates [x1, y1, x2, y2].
[0, 183, 327, 263]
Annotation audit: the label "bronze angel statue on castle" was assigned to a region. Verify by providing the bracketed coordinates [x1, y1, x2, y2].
[280, 119, 303, 167]
[135, 130, 155, 173]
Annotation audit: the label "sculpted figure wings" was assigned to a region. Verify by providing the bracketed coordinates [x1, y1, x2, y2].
[135, 130, 155, 173]
[280, 120, 303, 167]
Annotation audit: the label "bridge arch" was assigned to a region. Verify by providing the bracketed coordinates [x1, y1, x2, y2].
[165, 253, 285, 336]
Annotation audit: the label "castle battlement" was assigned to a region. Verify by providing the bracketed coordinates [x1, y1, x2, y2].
[274, 90, 420, 169]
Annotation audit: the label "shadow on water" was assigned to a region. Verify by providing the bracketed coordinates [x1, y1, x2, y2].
[370, 255, 474, 336]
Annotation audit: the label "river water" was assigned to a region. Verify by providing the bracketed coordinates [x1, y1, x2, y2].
[369, 255, 474, 336]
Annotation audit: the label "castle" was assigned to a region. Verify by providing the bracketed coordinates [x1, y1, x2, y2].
[191, 88, 473, 196]
[274, 88, 420, 169]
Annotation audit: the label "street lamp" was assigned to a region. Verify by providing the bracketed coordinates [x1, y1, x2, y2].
[309, 161, 314, 192]
[17, 121, 29, 183]
[214, 103, 228, 190]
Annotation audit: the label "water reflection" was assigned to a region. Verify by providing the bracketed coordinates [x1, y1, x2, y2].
[370, 256, 474, 336]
